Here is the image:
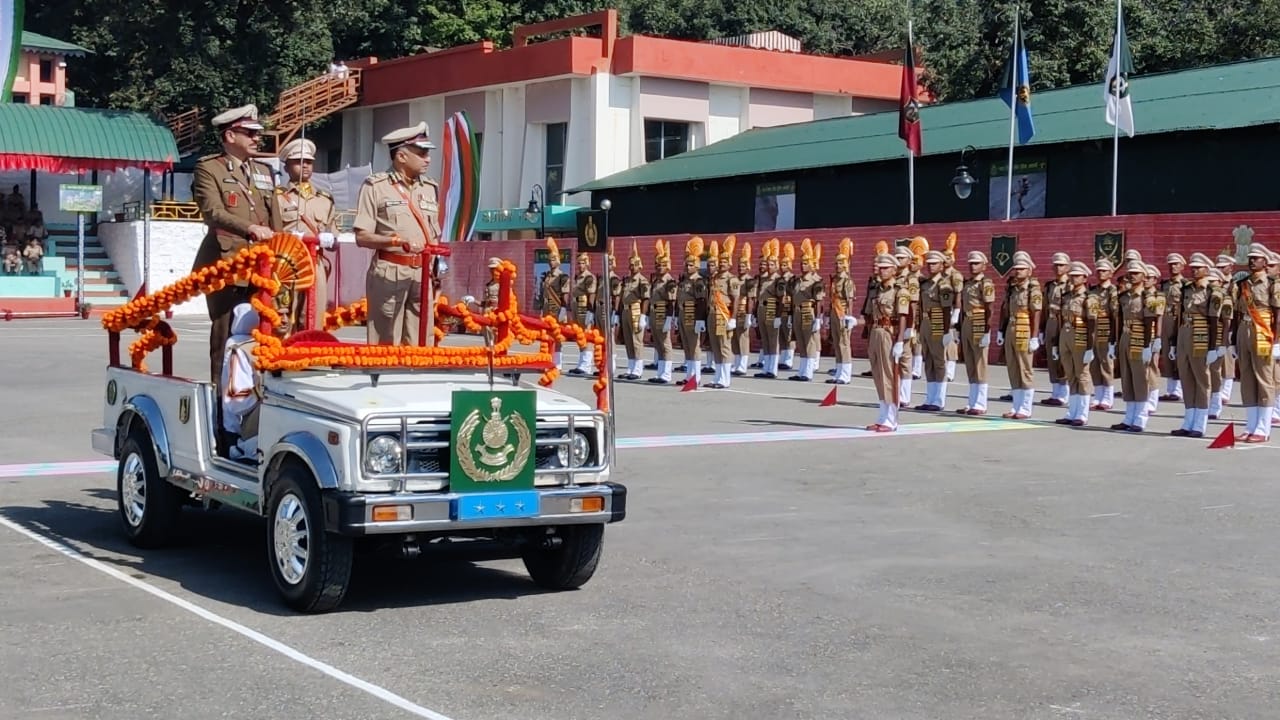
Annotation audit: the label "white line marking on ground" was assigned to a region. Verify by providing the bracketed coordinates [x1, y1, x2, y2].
[1201, 504, 1234, 510]
[1175, 470, 1213, 476]
[1048, 705, 1087, 715]
[1086, 513, 1123, 519]
[0, 515, 456, 720]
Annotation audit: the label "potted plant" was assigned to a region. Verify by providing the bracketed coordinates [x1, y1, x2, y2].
[79, 301, 93, 319]
[62, 278, 74, 298]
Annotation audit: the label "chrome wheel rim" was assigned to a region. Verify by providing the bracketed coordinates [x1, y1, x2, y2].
[272, 493, 309, 585]
[120, 452, 146, 528]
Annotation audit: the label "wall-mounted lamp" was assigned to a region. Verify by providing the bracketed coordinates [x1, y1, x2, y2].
[951, 145, 979, 200]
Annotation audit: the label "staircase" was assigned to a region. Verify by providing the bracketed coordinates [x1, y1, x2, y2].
[164, 107, 205, 158]
[260, 68, 362, 155]
[48, 227, 131, 308]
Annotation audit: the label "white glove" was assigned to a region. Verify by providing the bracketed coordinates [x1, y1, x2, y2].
[1107, 343, 1116, 360]
[558, 308, 568, 322]
[903, 328, 915, 340]
[292, 230, 306, 239]
[1029, 337, 1041, 353]
[996, 331, 1005, 347]
[1216, 345, 1227, 360]
[748, 316, 757, 329]
[979, 334, 990, 348]
[1272, 344, 1280, 361]
[942, 331, 955, 348]
[1037, 332, 1045, 347]
[610, 313, 618, 326]
[1169, 346, 1177, 361]
[586, 312, 596, 327]
[727, 318, 737, 331]
[695, 320, 706, 334]
[843, 316, 855, 329]
[640, 315, 649, 331]
[1229, 346, 1238, 359]
[318, 231, 336, 250]
[892, 341, 904, 361]
[1152, 337, 1163, 353]
[772, 318, 782, 329]
[462, 295, 476, 305]
[811, 318, 821, 333]
[1051, 347, 1060, 361]
[663, 316, 674, 333]
[950, 308, 961, 326]
[1142, 346, 1153, 363]
[1083, 349, 1095, 365]
[1206, 349, 1219, 364]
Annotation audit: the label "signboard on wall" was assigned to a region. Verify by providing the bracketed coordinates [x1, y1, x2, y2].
[59, 184, 103, 213]
[988, 159, 1047, 220]
[754, 180, 796, 232]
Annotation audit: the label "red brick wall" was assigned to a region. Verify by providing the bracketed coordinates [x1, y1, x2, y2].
[333, 210, 1280, 358]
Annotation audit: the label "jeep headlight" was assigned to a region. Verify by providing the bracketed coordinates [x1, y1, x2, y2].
[365, 435, 403, 474]
[556, 432, 591, 468]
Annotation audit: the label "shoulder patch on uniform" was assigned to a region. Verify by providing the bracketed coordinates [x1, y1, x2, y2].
[198, 153, 222, 162]
[366, 172, 390, 185]
[316, 188, 333, 199]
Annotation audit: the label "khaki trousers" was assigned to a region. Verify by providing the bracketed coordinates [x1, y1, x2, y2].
[679, 322, 701, 362]
[621, 317, 644, 360]
[793, 308, 820, 358]
[710, 319, 733, 363]
[649, 309, 674, 360]
[1045, 318, 1064, 384]
[757, 310, 780, 357]
[869, 326, 895, 403]
[922, 331, 946, 383]
[733, 318, 751, 357]
[1090, 334, 1114, 387]
[832, 321, 852, 363]
[366, 259, 422, 346]
[961, 316, 987, 383]
[1175, 322, 1210, 409]
[1118, 330, 1149, 401]
[1237, 323, 1276, 407]
[1059, 328, 1092, 396]
[1006, 348, 1034, 390]
[1161, 315, 1179, 379]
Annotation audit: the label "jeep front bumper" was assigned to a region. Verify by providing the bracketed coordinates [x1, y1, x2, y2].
[323, 482, 627, 535]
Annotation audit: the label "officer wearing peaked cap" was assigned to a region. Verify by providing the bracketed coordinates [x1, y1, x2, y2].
[1160, 252, 1190, 400]
[1088, 258, 1120, 410]
[1055, 261, 1101, 426]
[868, 253, 909, 431]
[191, 103, 282, 439]
[957, 250, 995, 415]
[1042, 252, 1072, 406]
[915, 249, 955, 409]
[999, 251, 1042, 418]
[353, 122, 442, 346]
[276, 137, 337, 331]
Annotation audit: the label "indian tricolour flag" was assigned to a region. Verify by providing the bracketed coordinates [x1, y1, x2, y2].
[437, 110, 482, 244]
[0, 0, 22, 103]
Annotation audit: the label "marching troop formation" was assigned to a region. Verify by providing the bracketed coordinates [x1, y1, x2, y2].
[525, 233, 1280, 442]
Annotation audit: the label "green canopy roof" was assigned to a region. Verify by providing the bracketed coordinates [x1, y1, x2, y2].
[0, 104, 178, 173]
[21, 31, 91, 57]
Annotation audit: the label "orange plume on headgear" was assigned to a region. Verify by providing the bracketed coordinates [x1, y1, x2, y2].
[654, 238, 668, 261]
[546, 236, 560, 259]
[740, 241, 752, 264]
[767, 238, 780, 259]
[814, 243, 822, 265]
[800, 238, 813, 263]
[707, 239, 719, 263]
[686, 236, 704, 261]
[838, 237, 853, 262]
[783, 242, 796, 264]
[874, 240, 889, 256]
[909, 235, 929, 260]
[945, 232, 958, 257]
[630, 240, 642, 262]
[722, 234, 736, 261]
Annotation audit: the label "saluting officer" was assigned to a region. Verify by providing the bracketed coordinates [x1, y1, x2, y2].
[1232, 243, 1280, 442]
[1088, 259, 1121, 411]
[915, 250, 955, 410]
[353, 122, 442, 346]
[733, 242, 757, 376]
[537, 237, 571, 369]
[191, 104, 282, 390]
[827, 239, 857, 386]
[867, 253, 910, 432]
[957, 251, 995, 415]
[1041, 253, 1072, 406]
[647, 240, 677, 384]
[1055, 262, 1100, 427]
[1112, 261, 1162, 432]
[1171, 253, 1217, 438]
[1001, 251, 1043, 419]
[676, 237, 709, 381]
[618, 243, 651, 381]
[276, 138, 338, 330]
[568, 253, 598, 376]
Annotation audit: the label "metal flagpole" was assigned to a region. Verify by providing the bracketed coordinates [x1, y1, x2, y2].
[1005, 7, 1019, 222]
[1111, 0, 1122, 216]
[143, 169, 152, 295]
[907, 17, 915, 226]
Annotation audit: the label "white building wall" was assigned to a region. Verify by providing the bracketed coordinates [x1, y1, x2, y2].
[813, 94, 853, 120]
[500, 86, 527, 210]
[707, 84, 745, 145]
[99, 220, 209, 316]
[480, 90, 504, 210]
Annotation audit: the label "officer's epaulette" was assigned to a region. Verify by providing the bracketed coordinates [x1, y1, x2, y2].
[316, 188, 333, 199]
[422, 176, 440, 187]
[198, 153, 222, 163]
[366, 172, 390, 185]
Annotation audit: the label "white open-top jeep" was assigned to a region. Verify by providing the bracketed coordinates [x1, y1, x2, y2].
[92, 241, 625, 613]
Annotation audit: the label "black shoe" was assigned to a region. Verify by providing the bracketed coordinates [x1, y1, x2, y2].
[754, 372, 776, 379]
[644, 362, 658, 369]
[731, 371, 747, 377]
[707, 383, 725, 389]
[749, 362, 762, 369]
[701, 367, 715, 374]
[860, 370, 873, 377]
[647, 377, 669, 384]
[567, 368, 585, 376]
[825, 378, 838, 384]
[788, 375, 810, 382]
[779, 363, 793, 371]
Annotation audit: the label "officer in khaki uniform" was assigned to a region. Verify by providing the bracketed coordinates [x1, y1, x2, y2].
[941, 242, 965, 382]
[1215, 253, 1240, 410]
[647, 240, 676, 384]
[1087, 259, 1120, 410]
[1171, 253, 1218, 437]
[1041, 252, 1072, 406]
[914, 250, 954, 410]
[957, 251, 995, 415]
[733, 242, 756, 376]
[754, 240, 783, 378]
[706, 238, 740, 388]
[538, 238, 571, 369]
[276, 138, 338, 331]
[353, 122, 442, 347]
[827, 239, 857, 386]
[893, 246, 920, 406]
[1142, 264, 1166, 416]
[1233, 243, 1280, 442]
[777, 243, 797, 369]
[788, 239, 825, 382]
[568, 253, 598, 375]
[1001, 251, 1043, 419]
[1055, 262, 1101, 426]
[191, 104, 282, 396]
[868, 253, 911, 432]
[617, 243, 651, 381]
[1113, 261, 1162, 432]
[1207, 267, 1234, 419]
[675, 237, 709, 381]
[1160, 253, 1190, 401]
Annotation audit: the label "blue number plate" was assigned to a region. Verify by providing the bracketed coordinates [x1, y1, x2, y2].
[452, 491, 541, 521]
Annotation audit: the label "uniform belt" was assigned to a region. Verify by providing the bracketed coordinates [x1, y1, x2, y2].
[875, 319, 894, 328]
[377, 251, 423, 269]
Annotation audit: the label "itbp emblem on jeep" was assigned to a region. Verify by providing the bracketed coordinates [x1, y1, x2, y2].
[450, 391, 536, 493]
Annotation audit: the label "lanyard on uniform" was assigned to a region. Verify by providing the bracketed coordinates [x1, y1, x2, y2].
[227, 158, 258, 212]
[388, 178, 439, 249]
[285, 188, 322, 236]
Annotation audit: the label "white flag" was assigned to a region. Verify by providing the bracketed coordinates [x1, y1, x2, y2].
[1103, 7, 1135, 137]
[0, 0, 23, 103]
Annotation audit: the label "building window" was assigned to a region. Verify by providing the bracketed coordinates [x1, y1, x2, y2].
[39, 96, 53, 106]
[39, 60, 54, 83]
[545, 123, 567, 199]
[645, 120, 691, 163]
[11, 93, 27, 104]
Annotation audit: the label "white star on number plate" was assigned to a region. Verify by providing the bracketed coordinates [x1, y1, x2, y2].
[515, 502, 525, 511]
[496, 503, 506, 512]
[474, 504, 485, 514]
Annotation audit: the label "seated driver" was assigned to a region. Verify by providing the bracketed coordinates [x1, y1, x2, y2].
[221, 303, 266, 460]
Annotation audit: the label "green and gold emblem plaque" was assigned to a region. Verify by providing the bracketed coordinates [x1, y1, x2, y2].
[450, 390, 536, 493]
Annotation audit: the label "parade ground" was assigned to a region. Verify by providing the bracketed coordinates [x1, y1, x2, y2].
[2, 317, 1278, 720]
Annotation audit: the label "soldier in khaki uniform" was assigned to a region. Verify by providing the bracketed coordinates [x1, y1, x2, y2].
[676, 237, 709, 381]
[275, 138, 338, 330]
[1160, 253, 1189, 401]
[1171, 253, 1218, 437]
[1040, 252, 1072, 406]
[957, 251, 995, 415]
[1215, 253, 1239, 411]
[537, 238, 571, 369]
[647, 240, 676, 384]
[867, 253, 911, 432]
[706, 238, 740, 389]
[191, 104, 282, 391]
[733, 243, 757, 376]
[1142, 264, 1166, 417]
[1000, 251, 1043, 419]
[754, 240, 783, 378]
[827, 239, 857, 385]
[907, 238, 929, 381]
[1233, 243, 1280, 442]
[777, 243, 797, 370]
[1054, 262, 1101, 426]
[465, 257, 502, 313]
[893, 246, 921, 406]
[786, 239, 824, 382]
[1112, 261, 1161, 432]
[941, 242, 964, 382]
[604, 252, 623, 377]
[353, 122, 442, 347]
[1088, 259, 1121, 410]
[617, 243, 651, 381]
[1207, 267, 1234, 419]
[568, 253, 598, 375]
[914, 250, 955, 410]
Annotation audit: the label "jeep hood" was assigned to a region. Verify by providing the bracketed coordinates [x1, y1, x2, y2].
[264, 372, 593, 420]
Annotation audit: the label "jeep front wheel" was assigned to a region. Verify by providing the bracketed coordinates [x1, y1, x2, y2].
[117, 432, 182, 548]
[265, 466, 353, 613]
[521, 524, 604, 590]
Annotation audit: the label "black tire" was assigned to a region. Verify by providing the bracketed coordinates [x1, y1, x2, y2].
[117, 432, 183, 548]
[265, 465, 353, 613]
[521, 524, 604, 590]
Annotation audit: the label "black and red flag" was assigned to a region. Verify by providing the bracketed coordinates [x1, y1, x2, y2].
[898, 38, 922, 156]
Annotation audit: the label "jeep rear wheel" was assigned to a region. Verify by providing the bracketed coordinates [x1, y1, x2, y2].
[265, 466, 353, 613]
[521, 524, 604, 590]
[117, 433, 182, 548]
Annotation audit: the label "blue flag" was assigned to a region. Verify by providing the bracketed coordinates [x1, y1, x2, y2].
[998, 19, 1035, 144]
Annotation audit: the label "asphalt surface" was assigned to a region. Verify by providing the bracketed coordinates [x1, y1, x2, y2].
[2, 317, 1278, 720]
